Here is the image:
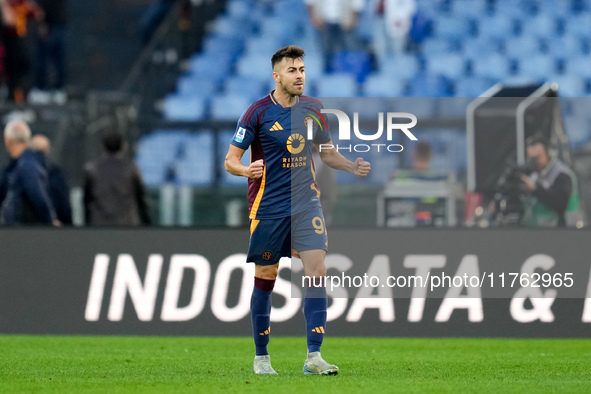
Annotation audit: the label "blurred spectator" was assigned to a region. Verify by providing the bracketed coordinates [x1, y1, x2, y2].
[0, 120, 58, 225]
[31, 134, 72, 225]
[390, 141, 449, 181]
[411, 140, 431, 171]
[83, 131, 151, 226]
[305, 0, 365, 72]
[373, 0, 416, 64]
[0, 0, 44, 103]
[29, 0, 67, 105]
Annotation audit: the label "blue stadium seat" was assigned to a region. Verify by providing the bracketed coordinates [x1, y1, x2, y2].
[421, 37, 457, 55]
[520, 15, 559, 39]
[407, 74, 452, 97]
[363, 73, 405, 97]
[225, 0, 258, 21]
[175, 131, 215, 186]
[379, 54, 421, 80]
[274, 0, 307, 25]
[176, 74, 218, 98]
[562, 12, 591, 40]
[568, 98, 591, 119]
[136, 130, 191, 187]
[450, 0, 489, 19]
[236, 54, 273, 81]
[564, 116, 591, 148]
[471, 54, 511, 80]
[494, 0, 537, 19]
[477, 15, 516, 40]
[545, 36, 584, 59]
[433, 16, 472, 40]
[453, 77, 496, 97]
[425, 54, 466, 79]
[438, 97, 472, 117]
[302, 53, 325, 85]
[259, 16, 300, 43]
[537, 0, 574, 17]
[223, 76, 267, 102]
[504, 36, 542, 58]
[349, 97, 390, 119]
[202, 34, 244, 56]
[210, 94, 253, 120]
[515, 55, 557, 81]
[212, 16, 249, 40]
[188, 53, 233, 84]
[462, 37, 503, 59]
[548, 75, 587, 97]
[316, 73, 358, 97]
[564, 56, 591, 79]
[162, 94, 207, 121]
[330, 50, 372, 83]
[243, 35, 284, 58]
[388, 96, 438, 118]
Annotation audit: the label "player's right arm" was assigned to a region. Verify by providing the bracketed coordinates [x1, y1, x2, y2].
[226, 101, 264, 179]
[224, 145, 264, 179]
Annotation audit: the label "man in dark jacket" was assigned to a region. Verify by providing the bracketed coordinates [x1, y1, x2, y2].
[0, 120, 57, 225]
[32, 0, 67, 104]
[84, 131, 151, 226]
[31, 134, 72, 225]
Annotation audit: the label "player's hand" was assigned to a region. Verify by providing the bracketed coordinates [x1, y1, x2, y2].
[246, 159, 264, 179]
[353, 158, 371, 177]
[520, 174, 536, 191]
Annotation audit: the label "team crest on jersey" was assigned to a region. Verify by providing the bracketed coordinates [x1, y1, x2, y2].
[304, 116, 313, 128]
[234, 127, 246, 143]
[262, 251, 273, 261]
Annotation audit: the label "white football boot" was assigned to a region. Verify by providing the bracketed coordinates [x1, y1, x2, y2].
[253, 355, 278, 375]
[303, 352, 339, 375]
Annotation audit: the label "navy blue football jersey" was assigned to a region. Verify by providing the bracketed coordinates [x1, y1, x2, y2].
[230, 91, 331, 219]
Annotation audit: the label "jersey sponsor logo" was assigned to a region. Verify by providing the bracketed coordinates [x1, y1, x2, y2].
[286, 133, 305, 154]
[262, 251, 273, 261]
[270, 121, 283, 131]
[234, 127, 246, 143]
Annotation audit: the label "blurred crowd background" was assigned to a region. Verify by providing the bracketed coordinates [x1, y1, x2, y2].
[1, 0, 591, 228]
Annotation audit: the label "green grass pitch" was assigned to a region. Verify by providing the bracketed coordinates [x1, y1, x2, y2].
[1, 336, 590, 393]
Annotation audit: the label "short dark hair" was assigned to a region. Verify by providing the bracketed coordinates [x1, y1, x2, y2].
[271, 45, 305, 69]
[414, 141, 433, 161]
[102, 131, 124, 154]
[526, 133, 550, 152]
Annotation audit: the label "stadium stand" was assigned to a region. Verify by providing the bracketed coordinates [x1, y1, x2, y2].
[138, 0, 591, 193]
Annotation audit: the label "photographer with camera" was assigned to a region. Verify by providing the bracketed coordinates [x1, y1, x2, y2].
[520, 134, 580, 227]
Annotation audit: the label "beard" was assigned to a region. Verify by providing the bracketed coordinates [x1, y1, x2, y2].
[280, 80, 304, 96]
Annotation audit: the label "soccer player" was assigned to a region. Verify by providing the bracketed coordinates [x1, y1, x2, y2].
[224, 45, 371, 375]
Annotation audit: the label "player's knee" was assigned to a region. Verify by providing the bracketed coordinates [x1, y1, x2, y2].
[255, 263, 279, 279]
[304, 264, 326, 278]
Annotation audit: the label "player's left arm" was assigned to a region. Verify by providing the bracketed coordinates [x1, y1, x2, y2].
[314, 141, 371, 177]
